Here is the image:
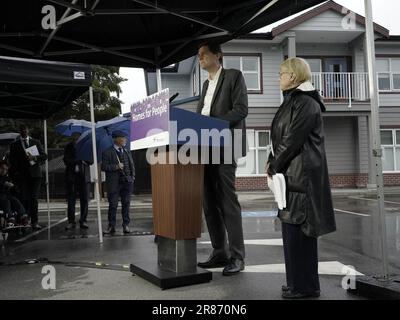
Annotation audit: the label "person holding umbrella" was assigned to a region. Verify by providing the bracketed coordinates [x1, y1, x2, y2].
[101, 130, 135, 235]
[63, 132, 93, 230]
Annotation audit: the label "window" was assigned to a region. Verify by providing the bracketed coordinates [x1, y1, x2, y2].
[237, 130, 271, 176]
[381, 129, 400, 172]
[223, 55, 262, 93]
[377, 58, 400, 91]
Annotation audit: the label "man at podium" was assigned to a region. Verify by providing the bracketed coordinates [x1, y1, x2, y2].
[196, 42, 248, 276]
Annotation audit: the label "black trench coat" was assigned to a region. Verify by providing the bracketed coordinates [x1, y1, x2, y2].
[267, 83, 336, 238]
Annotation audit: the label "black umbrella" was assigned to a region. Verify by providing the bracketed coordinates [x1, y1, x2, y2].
[1, 0, 326, 68]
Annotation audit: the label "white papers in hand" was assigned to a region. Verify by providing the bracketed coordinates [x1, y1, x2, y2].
[267, 174, 287, 210]
[25, 145, 39, 166]
[25, 145, 39, 156]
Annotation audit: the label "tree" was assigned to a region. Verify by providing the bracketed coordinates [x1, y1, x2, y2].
[0, 65, 126, 148]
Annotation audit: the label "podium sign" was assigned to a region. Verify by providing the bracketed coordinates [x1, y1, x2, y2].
[130, 89, 170, 150]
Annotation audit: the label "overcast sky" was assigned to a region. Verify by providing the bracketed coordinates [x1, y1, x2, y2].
[119, 0, 399, 114]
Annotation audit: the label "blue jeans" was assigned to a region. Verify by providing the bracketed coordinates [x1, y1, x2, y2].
[107, 181, 133, 227]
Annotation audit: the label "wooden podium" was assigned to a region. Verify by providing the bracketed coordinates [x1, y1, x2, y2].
[129, 94, 229, 289]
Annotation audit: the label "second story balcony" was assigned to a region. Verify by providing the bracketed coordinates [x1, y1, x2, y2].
[311, 72, 370, 106]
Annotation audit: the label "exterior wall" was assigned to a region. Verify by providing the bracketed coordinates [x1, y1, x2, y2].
[291, 10, 365, 33]
[296, 43, 352, 59]
[324, 117, 357, 174]
[147, 73, 192, 99]
[380, 107, 400, 127]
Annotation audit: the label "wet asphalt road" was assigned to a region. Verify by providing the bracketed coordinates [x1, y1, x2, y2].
[0, 192, 399, 300]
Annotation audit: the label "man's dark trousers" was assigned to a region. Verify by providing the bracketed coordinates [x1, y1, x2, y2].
[107, 180, 133, 227]
[203, 162, 245, 260]
[19, 177, 41, 224]
[66, 174, 90, 224]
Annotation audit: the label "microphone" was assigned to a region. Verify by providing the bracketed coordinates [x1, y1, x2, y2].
[169, 92, 179, 103]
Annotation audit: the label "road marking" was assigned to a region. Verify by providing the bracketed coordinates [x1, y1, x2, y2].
[207, 261, 364, 276]
[199, 239, 283, 246]
[334, 208, 370, 217]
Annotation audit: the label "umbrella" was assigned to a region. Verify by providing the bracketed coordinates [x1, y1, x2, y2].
[55, 119, 92, 136]
[76, 116, 131, 162]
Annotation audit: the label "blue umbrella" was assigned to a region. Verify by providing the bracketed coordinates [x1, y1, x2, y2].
[75, 116, 131, 162]
[55, 119, 92, 136]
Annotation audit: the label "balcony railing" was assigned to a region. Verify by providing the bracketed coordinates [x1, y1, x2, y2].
[311, 72, 370, 106]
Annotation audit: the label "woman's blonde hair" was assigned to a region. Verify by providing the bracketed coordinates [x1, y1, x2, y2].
[281, 57, 312, 85]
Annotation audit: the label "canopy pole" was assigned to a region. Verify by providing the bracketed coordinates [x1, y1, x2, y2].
[156, 68, 162, 91]
[89, 86, 103, 244]
[364, 0, 389, 279]
[43, 119, 51, 240]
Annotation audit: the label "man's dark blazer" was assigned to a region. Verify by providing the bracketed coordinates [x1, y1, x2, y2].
[101, 146, 135, 192]
[196, 68, 249, 159]
[9, 137, 47, 179]
[63, 142, 92, 183]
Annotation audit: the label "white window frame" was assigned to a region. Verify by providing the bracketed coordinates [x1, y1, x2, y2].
[377, 58, 400, 92]
[381, 129, 400, 173]
[237, 129, 271, 177]
[223, 55, 262, 93]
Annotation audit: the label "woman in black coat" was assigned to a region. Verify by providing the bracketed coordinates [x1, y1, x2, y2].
[267, 58, 336, 299]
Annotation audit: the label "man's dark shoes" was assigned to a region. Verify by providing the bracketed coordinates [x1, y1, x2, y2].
[222, 258, 245, 276]
[123, 225, 130, 234]
[104, 226, 116, 235]
[65, 222, 76, 230]
[198, 255, 230, 269]
[79, 222, 89, 229]
[282, 290, 321, 299]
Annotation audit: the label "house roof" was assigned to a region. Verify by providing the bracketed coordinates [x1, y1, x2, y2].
[270, 0, 389, 38]
[376, 36, 400, 42]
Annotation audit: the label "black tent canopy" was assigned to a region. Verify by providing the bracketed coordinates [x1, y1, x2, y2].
[0, 55, 91, 119]
[1, 0, 326, 68]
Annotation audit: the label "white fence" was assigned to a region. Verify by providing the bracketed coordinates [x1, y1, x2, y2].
[311, 72, 370, 104]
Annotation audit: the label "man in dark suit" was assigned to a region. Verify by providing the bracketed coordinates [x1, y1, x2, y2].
[9, 125, 47, 230]
[63, 133, 93, 230]
[101, 130, 135, 235]
[196, 42, 248, 276]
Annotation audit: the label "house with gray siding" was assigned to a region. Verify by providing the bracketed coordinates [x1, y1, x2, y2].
[144, 0, 400, 190]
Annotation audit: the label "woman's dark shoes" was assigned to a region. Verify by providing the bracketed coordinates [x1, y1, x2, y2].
[282, 290, 321, 299]
[198, 255, 230, 269]
[222, 258, 245, 276]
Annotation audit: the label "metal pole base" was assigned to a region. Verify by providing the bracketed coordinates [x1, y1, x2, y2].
[130, 236, 212, 290]
[348, 275, 400, 300]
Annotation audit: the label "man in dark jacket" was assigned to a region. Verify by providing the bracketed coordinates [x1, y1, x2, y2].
[9, 125, 47, 230]
[196, 42, 248, 276]
[63, 133, 93, 230]
[101, 130, 135, 235]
